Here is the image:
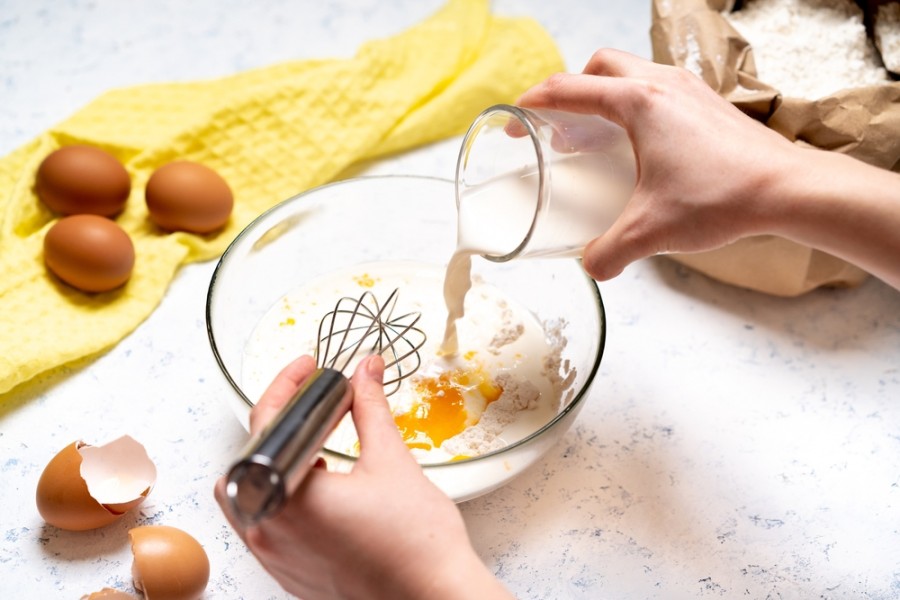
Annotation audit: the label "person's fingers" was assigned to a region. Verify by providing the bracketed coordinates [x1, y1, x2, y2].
[581, 198, 663, 280]
[516, 71, 649, 128]
[213, 476, 250, 544]
[582, 226, 637, 281]
[580, 47, 662, 78]
[516, 48, 638, 117]
[348, 355, 415, 466]
[249, 355, 317, 434]
[504, 115, 530, 139]
[215, 456, 331, 546]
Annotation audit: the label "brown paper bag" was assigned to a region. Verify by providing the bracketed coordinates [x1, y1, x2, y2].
[650, 0, 900, 296]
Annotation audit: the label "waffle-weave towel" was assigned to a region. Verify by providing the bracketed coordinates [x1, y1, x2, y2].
[0, 0, 564, 394]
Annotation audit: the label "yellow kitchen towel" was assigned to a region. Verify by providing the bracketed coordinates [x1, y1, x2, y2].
[0, 0, 565, 396]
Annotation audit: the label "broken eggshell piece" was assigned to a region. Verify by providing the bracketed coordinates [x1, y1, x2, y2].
[129, 525, 210, 600]
[36, 435, 157, 531]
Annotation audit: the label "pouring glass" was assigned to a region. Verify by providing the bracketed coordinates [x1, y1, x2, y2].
[454, 104, 636, 261]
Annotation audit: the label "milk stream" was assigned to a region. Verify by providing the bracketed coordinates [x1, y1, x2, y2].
[439, 251, 473, 356]
[440, 151, 631, 355]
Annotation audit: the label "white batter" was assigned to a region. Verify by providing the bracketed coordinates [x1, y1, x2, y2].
[242, 260, 571, 465]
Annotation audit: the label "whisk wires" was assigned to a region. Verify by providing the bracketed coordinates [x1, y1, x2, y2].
[315, 288, 426, 395]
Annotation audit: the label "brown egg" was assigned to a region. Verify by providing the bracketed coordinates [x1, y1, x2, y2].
[35, 436, 157, 531]
[145, 161, 233, 233]
[130, 525, 211, 600]
[44, 214, 135, 293]
[35, 145, 131, 216]
[81, 588, 138, 600]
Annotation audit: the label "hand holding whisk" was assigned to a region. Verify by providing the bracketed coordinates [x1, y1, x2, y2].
[225, 288, 426, 524]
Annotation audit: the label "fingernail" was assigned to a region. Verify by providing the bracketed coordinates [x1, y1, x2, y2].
[366, 354, 385, 375]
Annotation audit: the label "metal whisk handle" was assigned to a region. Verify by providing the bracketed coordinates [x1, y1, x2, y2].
[225, 367, 352, 525]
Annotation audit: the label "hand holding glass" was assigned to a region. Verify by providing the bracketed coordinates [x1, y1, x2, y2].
[455, 104, 636, 261]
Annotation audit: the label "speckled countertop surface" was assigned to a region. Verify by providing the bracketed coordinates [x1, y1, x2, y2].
[2, 1, 899, 598]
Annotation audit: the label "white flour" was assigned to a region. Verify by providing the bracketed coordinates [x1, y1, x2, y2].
[439, 306, 568, 458]
[675, 27, 704, 79]
[875, 2, 900, 72]
[441, 372, 541, 456]
[487, 300, 524, 354]
[242, 261, 573, 465]
[724, 0, 890, 99]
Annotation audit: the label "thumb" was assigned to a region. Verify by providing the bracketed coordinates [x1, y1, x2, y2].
[582, 200, 658, 281]
[249, 355, 318, 435]
[349, 355, 416, 466]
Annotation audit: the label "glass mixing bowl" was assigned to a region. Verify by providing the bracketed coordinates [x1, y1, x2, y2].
[206, 175, 606, 502]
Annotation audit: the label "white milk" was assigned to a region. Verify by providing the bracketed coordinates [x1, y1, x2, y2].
[242, 260, 570, 466]
[441, 151, 629, 355]
[454, 152, 633, 260]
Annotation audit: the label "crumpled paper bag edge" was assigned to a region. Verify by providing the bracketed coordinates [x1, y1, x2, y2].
[650, 0, 900, 296]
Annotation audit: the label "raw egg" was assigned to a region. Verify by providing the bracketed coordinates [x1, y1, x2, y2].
[44, 214, 135, 293]
[35, 436, 157, 531]
[395, 366, 503, 450]
[35, 145, 131, 216]
[129, 525, 210, 600]
[145, 161, 233, 233]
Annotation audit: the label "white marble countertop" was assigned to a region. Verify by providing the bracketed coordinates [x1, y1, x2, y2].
[2, 1, 899, 598]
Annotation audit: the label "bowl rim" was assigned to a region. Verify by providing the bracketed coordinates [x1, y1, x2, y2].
[205, 174, 607, 470]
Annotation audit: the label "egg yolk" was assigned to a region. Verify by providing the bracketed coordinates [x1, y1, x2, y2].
[353, 273, 376, 288]
[394, 367, 503, 451]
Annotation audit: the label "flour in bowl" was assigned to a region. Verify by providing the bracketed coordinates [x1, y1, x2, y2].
[241, 261, 573, 465]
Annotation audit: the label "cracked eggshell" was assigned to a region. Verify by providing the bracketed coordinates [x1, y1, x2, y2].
[130, 525, 210, 600]
[36, 435, 157, 531]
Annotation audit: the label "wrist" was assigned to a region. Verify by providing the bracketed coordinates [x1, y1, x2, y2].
[759, 147, 900, 288]
[766, 148, 879, 239]
[740, 142, 811, 236]
[402, 545, 513, 600]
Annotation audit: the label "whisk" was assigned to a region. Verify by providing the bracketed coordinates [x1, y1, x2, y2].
[225, 288, 426, 524]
